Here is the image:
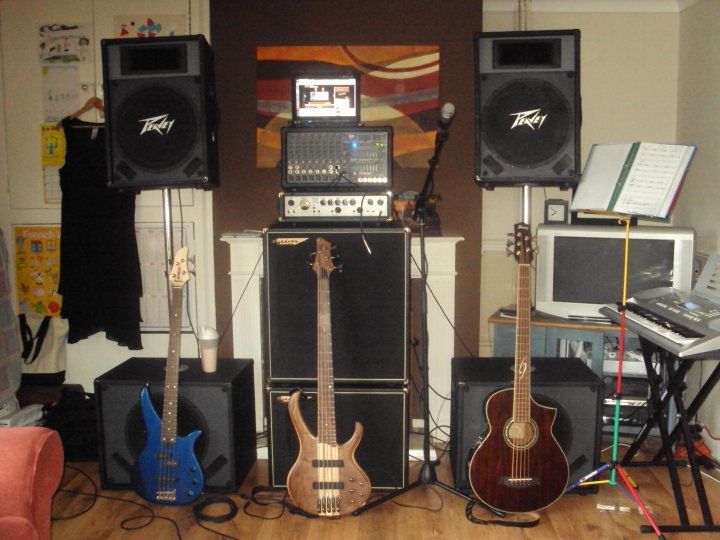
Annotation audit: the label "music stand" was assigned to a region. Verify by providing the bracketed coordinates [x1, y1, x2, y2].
[563, 215, 664, 539]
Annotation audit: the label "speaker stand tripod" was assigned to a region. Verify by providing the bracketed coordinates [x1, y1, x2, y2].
[353, 120, 501, 519]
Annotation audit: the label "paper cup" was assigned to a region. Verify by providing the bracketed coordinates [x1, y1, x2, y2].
[198, 326, 219, 373]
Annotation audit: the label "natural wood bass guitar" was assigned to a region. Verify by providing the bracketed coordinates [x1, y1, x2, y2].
[286, 237, 371, 517]
[467, 223, 568, 513]
[132, 247, 204, 505]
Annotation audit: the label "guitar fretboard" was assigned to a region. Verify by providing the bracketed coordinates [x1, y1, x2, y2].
[316, 259, 337, 445]
[161, 266, 186, 443]
[513, 262, 531, 424]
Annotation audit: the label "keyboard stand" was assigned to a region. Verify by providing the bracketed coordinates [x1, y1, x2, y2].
[621, 337, 720, 534]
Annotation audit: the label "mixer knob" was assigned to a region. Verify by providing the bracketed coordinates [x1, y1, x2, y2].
[299, 198, 310, 210]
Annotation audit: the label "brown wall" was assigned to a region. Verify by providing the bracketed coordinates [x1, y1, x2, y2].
[210, 1, 484, 359]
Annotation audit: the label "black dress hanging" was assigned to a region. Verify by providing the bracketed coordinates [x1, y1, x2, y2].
[58, 117, 143, 349]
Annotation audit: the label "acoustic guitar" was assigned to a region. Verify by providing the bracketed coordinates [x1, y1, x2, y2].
[286, 237, 371, 517]
[132, 247, 204, 505]
[467, 223, 568, 513]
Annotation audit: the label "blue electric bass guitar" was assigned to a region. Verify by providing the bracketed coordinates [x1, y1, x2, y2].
[132, 247, 204, 505]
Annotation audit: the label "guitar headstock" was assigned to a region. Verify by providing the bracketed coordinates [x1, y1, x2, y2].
[512, 223, 534, 265]
[311, 237, 339, 276]
[169, 246, 190, 288]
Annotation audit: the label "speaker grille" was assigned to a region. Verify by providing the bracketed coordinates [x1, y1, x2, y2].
[482, 78, 571, 168]
[267, 387, 408, 490]
[264, 226, 409, 383]
[114, 84, 199, 171]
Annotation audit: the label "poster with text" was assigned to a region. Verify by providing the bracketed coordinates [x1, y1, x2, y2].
[13, 225, 62, 316]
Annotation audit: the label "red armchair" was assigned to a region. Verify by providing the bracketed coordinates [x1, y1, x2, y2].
[0, 427, 64, 540]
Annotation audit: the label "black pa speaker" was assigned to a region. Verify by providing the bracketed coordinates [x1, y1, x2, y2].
[264, 226, 409, 384]
[94, 357, 256, 492]
[474, 30, 580, 189]
[450, 357, 603, 493]
[267, 386, 409, 490]
[101, 35, 219, 190]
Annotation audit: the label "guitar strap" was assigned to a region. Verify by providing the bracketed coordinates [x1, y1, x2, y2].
[465, 500, 540, 528]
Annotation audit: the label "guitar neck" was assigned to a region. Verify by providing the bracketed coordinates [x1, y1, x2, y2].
[316, 264, 337, 446]
[513, 262, 532, 424]
[161, 282, 184, 443]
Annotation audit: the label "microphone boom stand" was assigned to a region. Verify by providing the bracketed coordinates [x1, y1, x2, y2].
[353, 125, 501, 517]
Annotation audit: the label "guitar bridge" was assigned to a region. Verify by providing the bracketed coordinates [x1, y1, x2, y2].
[501, 476, 540, 488]
[155, 489, 177, 502]
[317, 495, 341, 516]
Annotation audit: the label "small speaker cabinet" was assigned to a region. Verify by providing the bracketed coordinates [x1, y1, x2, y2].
[95, 357, 256, 492]
[267, 386, 409, 490]
[450, 357, 603, 493]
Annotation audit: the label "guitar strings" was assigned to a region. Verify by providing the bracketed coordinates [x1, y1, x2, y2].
[512, 263, 532, 484]
[160, 281, 183, 501]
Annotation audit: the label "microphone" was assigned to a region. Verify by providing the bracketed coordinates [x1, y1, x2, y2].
[436, 102, 455, 142]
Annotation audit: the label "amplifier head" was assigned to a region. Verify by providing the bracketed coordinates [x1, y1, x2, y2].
[281, 126, 393, 191]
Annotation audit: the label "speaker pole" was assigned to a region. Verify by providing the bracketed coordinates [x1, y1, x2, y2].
[521, 185, 531, 226]
[162, 188, 176, 308]
[354, 111, 501, 518]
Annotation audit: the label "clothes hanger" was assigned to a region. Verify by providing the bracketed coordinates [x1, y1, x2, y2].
[68, 97, 105, 127]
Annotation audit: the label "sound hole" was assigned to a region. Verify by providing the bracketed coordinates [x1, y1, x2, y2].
[114, 84, 198, 170]
[125, 393, 209, 461]
[483, 78, 571, 168]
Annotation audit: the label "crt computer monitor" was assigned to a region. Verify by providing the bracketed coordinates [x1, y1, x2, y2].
[535, 224, 695, 321]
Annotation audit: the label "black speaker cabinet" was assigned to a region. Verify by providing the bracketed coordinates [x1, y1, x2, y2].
[101, 35, 219, 190]
[474, 30, 580, 189]
[450, 357, 603, 493]
[94, 357, 256, 492]
[267, 386, 408, 490]
[264, 226, 409, 383]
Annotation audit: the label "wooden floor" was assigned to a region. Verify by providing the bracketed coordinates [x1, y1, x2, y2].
[52, 435, 720, 539]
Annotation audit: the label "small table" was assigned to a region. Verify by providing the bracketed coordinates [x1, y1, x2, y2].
[489, 309, 636, 377]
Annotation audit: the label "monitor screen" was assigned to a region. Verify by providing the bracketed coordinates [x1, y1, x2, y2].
[535, 224, 695, 320]
[292, 74, 360, 124]
[552, 237, 675, 304]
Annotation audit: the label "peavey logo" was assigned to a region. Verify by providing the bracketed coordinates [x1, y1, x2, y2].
[138, 114, 175, 135]
[509, 109, 548, 130]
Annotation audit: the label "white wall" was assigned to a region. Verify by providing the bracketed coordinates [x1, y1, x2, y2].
[0, 0, 215, 392]
[674, 0, 720, 460]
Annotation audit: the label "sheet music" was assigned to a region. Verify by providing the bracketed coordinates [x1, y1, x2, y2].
[613, 143, 694, 216]
[570, 144, 629, 211]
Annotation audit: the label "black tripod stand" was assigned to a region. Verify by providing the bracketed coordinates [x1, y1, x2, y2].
[354, 107, 500, 518]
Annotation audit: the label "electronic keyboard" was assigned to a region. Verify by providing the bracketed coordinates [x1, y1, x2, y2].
[600, 287, 720, 358]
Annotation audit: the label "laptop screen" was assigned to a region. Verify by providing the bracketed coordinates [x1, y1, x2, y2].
[291, 74, 360, 124]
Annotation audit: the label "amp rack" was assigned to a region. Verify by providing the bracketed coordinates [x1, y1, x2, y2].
[281, 125, 393, 190]
[277, 191, 393, 222]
